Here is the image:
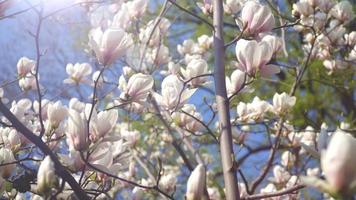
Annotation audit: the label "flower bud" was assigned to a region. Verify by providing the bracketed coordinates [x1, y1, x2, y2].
[37, 156, 58, 194]
[241, 1, 275, 35]
[47, 101, 67, 129]
[321, 130, 356, 193]
[186, 164, 208, 200]
[0, 148, 15, 178]
[16, 57, 35, 77]
[66, 109, 89, 151]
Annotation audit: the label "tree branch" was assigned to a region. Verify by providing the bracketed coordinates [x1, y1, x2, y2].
[212, 0, 240, 199]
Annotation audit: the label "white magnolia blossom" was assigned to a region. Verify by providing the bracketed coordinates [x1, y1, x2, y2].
[37, 156, 58, 194]
[237, 97, 271, 122]
[181, 58, 209, 87]
[261, 34, 283, 55]
[88, 27, 133, 66]
[323, 59, 347, 74]
[197, 35, 213, 51]
[197, 0, 213, 15]
[272, 165, 291, 184]
[235, 39, 280, 77]
[159, 173, 177, 194]
[66, 109, 88, 151]
[63, 63, 92, 85]
[0, 148, 15, 178]
[344, 31, 356, 46]
[126, 0, 149, 20]
[321, 130, 356, 192]
[292, 0, 313, 17]
[19, 75, 37, 91]
[240, 1, 275, 35]
[139, 18, 171, 46]
[224, 0, 246, 15]
[177, 39, 195, 56]
[47, 101, 67, 128]
[226, 69, 250, 96]
[154, 75, 196, 110]
[281, 151, 296, 168]
[92, 71, 106, 87]
[90, 110, 118, 140]
[119, 73, 154, 104]
[172, 104, 204, 133]
[17, 57, 35, 77]
[69, 98, 85, 112]
[186, 164, 208, 200]
[329, 1, 354, 22]
[272, 92, 296, 115]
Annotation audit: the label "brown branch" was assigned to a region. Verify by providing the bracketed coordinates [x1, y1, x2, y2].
[241, 185, 305, 200]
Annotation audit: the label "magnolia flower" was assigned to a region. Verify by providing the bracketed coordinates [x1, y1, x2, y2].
[154, 75, 196, 110]
[177, 39, 195, 55]
[63, 63, 92, 85]
[272, 165, 291, 184]
[261, 34, 283, 55]
[92, 71, 106, 87]
[344, 31, 356, 46]
[235, 39, 280, 77]
[17, 57, 35, 77]
[126, 0, 148, 19]
[181, 58, 209, 87]
[237, 97, 271, 122]
[111, 4, 131, 30]
[146, 45, 170, 67]
[159, 174, 177, 194]
[272, 92, 296, 115]
[19, 75, 37, 91]
[226, 69, 247, 96]
[197, 35, 213, 50]
[292, 0, 313, 17]
[89, 142, 114, 176]
[119, 73, 153, 104]
[329, 1, 354, 23]
[90, 110, 118, 140]
[47, 101, 67, 128]
[240, 1, 275, 35]
[321, 130, 356, 193]
[224, 0, 246, 15]
[5, 129, 22, 151]
[172, 104, 204, 133]
[66, 109, 88, 151]
[0, 0, 12, 17]
[186, 164, 208, 200]
[323, 59, 347, 74]
[139, 18, 171, 47]
[88, 27, 133, 66]
[197, 0, 213, 15]
[37, 156, 58, 194]
[0, 148, 15, 178]
[281, 151, 296, 168]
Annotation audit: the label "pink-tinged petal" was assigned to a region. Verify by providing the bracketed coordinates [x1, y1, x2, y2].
[260, 64, 280, 77]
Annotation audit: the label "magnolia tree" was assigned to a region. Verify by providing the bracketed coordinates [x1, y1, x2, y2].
[0, 0, 355, 199]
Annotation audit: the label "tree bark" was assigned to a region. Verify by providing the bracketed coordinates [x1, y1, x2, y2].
[212, 0, 240, 199]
